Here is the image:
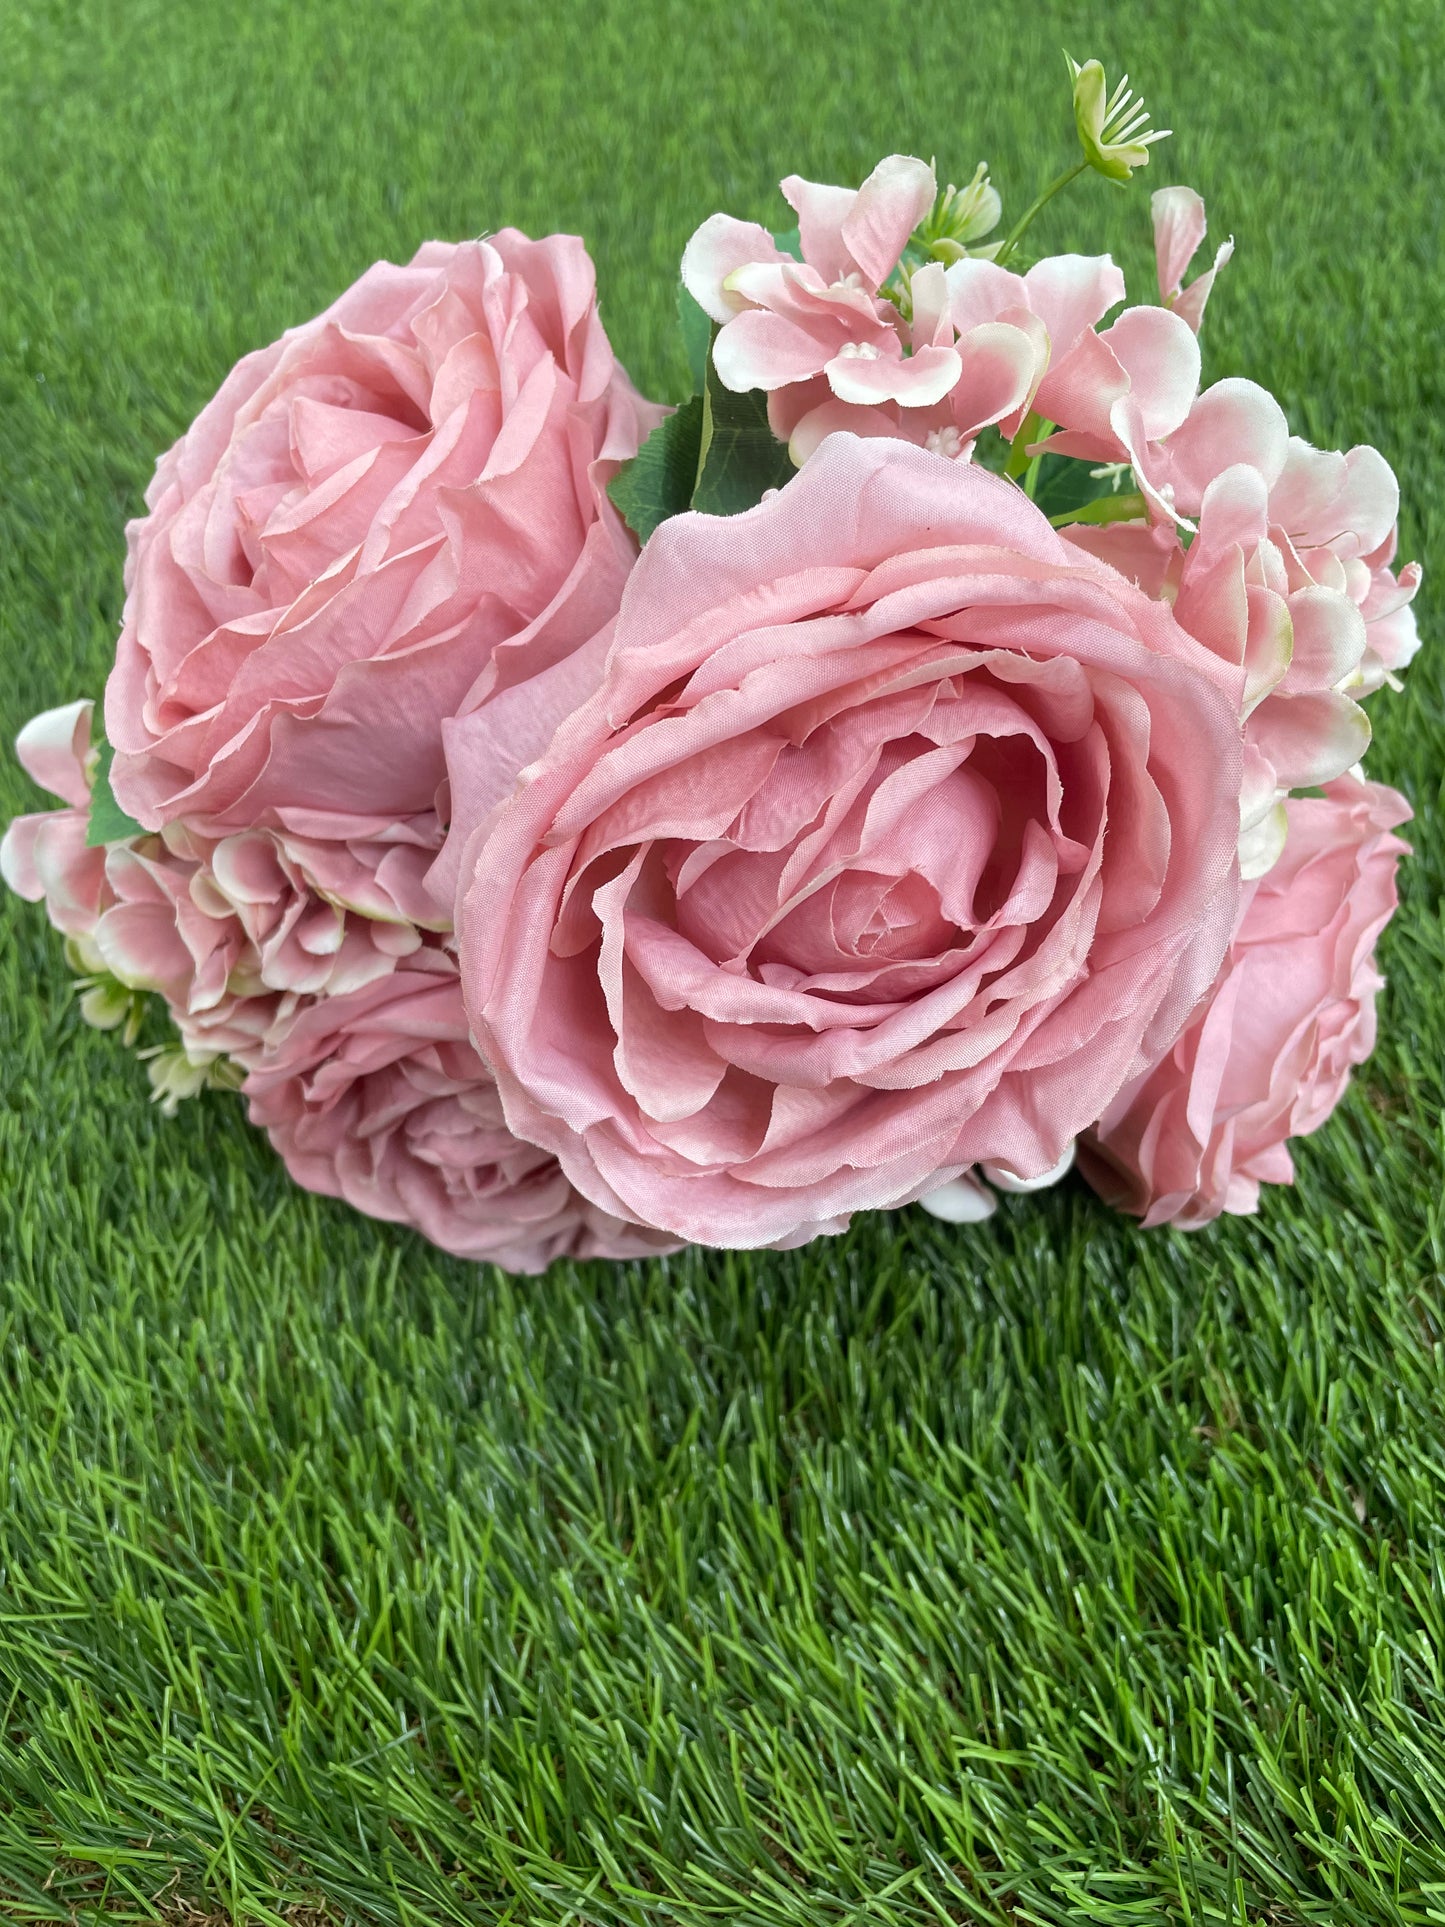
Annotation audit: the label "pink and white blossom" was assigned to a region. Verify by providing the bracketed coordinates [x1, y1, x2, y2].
[1151, 185, 1233, 332]
[682, 158, 1073, 466]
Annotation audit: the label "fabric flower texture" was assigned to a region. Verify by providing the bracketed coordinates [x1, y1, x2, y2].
[1, 700, 672, 1272]
[681, 155, 1126, 467]
[1045, 192, 1421, 874]
[678, 155, 1063, 462]
[243, 966, 680, 1273]
[456, 436, 1249, 1249]
[105, 231, 661, 860]
[2, 51, 1427, 1266]
[1080, 777, 1411, 1227]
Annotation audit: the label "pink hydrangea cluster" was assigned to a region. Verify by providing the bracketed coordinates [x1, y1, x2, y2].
[3, 135, 1425, 1264]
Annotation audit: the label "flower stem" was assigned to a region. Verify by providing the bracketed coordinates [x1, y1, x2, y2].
[1049, 489, 1147, 529]
[994, 161, 1089, 268]
[1003, 411, 1047, 479]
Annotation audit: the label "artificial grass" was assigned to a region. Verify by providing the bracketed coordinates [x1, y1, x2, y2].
[0, 0, 1442, 1919]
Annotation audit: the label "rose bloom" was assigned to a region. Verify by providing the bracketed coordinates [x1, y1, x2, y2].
[456, 434, 1248, 1248]
[104, 232, 661, 861]
[241, 963, 680, 1274]
[1079, 774, 1410, 1227]
[5, 702, 672, 1273]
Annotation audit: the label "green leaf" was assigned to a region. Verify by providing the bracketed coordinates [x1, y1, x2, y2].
[691, 351, 795, 518]
[771, 224, 802, 260]
[607, 397, 706, 544]
[969, 426, 1013, 477]
[609, 317, 798, 539]
[1032, 453, 1127, 521]
[1003, 409, 1047, 479]
[86, 737, 145, 848]
[676, 284, 712, 394]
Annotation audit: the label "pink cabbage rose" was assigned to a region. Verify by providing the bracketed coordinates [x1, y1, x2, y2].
[455, 434, 1248, 1249]
[4, 702, 671, 1272]
[1079, 774, 1410, 1227]
[104, 232, 662, 860]
[241, 964, 680, 1274]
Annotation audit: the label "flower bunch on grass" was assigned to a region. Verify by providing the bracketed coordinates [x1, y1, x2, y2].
[5, 56, 1421, 1264]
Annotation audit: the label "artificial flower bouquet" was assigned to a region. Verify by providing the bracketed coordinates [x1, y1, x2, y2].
[3, 60, 1422, 1270]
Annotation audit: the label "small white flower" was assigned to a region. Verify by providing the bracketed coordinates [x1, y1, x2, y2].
[138, 1042, 235, 1117]
[1067, 56, 1170, 183]
[925, 427, 967, 460]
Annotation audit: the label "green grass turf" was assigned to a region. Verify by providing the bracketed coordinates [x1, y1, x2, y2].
[1, 0, 1442, 1919]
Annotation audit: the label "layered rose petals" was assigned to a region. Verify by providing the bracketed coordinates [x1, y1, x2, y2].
[6, 167, 1425, 1266]
[242, 965, 681, 1274]
[5, 695, 668, 1274]
[1081, 776, 1410, 1227]
[105, 232, 661, 861]
[456, 435, 1247, 1249]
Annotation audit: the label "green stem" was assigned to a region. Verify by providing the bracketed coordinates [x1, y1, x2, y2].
[693, 329, 719, 495]
[1003, 410, 1045, 479]
[1049, 490, 1148, 529]
[994, 161, 1088, 268]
